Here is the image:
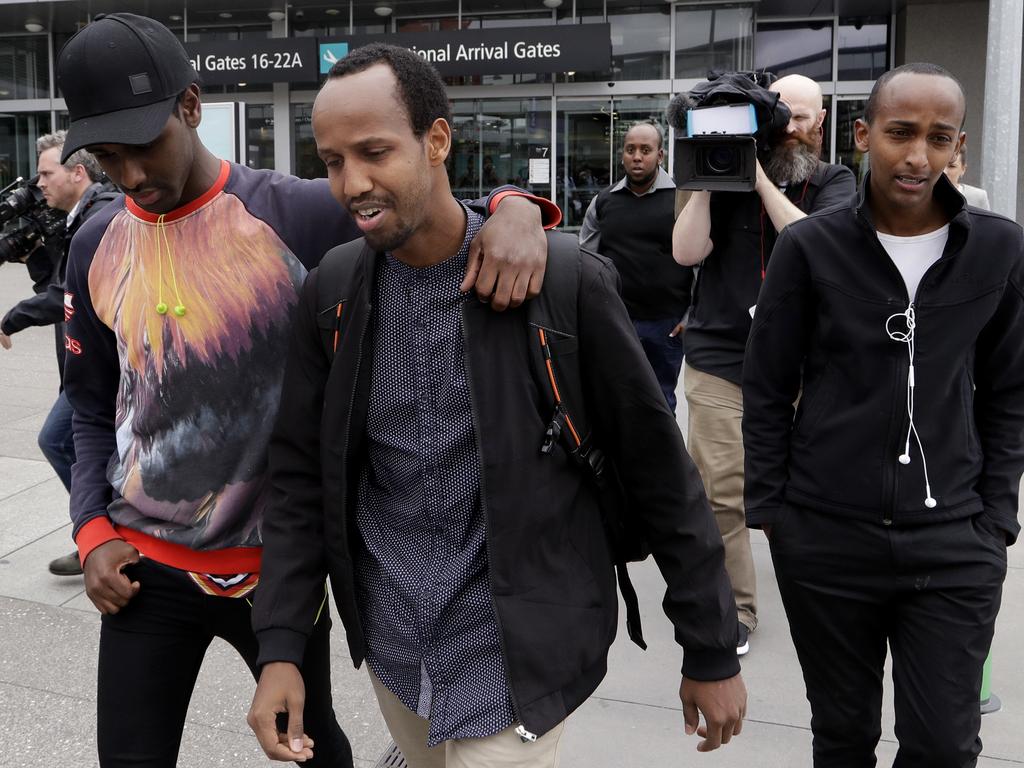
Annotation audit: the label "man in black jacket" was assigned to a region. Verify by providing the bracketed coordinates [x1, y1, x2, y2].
[743, 63, 1023, 766]
[250, 44, 745, 767]
[672, 74, 857, 656]
[0, 131, 115, 576]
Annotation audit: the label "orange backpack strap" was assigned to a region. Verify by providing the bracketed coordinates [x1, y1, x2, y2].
[527, 232, 648, 650]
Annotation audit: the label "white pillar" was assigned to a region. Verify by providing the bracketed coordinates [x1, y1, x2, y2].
[980, 0, 1023, 218]
[271, 17, 292, 175]
[273, 83, 291, 175]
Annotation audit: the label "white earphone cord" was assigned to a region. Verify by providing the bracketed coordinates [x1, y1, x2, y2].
[886, 305, 937, 509]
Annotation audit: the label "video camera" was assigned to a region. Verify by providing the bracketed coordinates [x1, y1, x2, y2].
[668, 71, 791, 192]
[0, 176, 67, 265]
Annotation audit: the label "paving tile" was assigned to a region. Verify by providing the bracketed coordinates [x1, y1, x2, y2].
[0, 456, 59, 501]
[4, 410, 49, 432]
[0, 528, 85, 605]
[0, 427, 48, 464]
[0, 476, 70, 557]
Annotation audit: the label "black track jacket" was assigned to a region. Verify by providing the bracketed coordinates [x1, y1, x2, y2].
[744, 175, 1024, 546]
[254, 234, 739, 738]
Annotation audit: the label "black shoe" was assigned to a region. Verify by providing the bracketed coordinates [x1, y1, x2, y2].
[49, 551, 82, 576]
[737, 623, 750, 656]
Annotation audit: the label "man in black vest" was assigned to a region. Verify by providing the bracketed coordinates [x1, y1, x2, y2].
[672, 75, 857, 656]
[579, 121, 692, 413]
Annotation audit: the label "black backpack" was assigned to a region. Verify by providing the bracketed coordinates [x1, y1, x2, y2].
[316, 232, 651, 649]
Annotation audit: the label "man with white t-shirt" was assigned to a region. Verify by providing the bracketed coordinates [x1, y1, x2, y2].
[742, 62, 1024, 766]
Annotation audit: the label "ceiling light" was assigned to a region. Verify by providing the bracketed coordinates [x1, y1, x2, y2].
[542, 0, 563, 8]
[219, 12, 233, 19]
[325, 8, 341, 15]
[24, 21, 44, 33]
[169, 14, 182, 21]
[267, 10, 286, 21]
[374, 5, 394, 16]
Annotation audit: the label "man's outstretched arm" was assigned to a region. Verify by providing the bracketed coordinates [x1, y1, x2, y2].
[462, 188, 561, 310]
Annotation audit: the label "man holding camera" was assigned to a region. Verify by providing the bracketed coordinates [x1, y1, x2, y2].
[0, 131, 115, 576]
[578, 121, 693, 412]
[672, 74, 856, 655]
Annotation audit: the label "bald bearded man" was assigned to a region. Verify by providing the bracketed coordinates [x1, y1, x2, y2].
[671, 74, 856, 656]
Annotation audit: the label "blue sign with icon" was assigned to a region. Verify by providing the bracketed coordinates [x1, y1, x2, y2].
[320, 42, 349, 74]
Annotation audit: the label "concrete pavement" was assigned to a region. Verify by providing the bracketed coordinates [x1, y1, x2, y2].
[1, 264, 1021, 767]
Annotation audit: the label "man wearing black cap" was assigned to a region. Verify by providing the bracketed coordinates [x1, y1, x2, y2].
[56, 13, 557, 767]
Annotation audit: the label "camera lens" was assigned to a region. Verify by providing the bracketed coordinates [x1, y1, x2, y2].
[705, 147, 737, 175]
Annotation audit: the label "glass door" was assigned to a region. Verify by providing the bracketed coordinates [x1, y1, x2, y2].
[558, 98, 613, 231]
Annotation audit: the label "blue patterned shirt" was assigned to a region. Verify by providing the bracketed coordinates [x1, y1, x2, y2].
[354, 206, 516, 746]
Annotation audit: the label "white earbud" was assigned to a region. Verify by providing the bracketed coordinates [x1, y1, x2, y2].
[886, 305, 937, 510]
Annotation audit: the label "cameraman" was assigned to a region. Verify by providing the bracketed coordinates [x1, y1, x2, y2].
[0, 131, 115, 576]
[672, 74, 856, 655]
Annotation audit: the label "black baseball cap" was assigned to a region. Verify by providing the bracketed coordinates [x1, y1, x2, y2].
[57, 13, 198, 163]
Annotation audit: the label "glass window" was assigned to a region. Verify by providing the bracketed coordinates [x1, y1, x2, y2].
[246, 105, 274, 170]
[835, 98, 868, 182]
[351, 1, 390, 34]
[572, 7, 671, 83]
[675, 6, 754, 80]
[837, 20, 888, 81]
[0, 111, 52, 188]
[397, 16, 462, 33]
[0, 36, 49, 100]
[755, 21, 833, 81]
[821, 94, 832, 162]
[557, 0, 604, 25]
[449, 98, 552, 201]
[291, 104, 323, 180]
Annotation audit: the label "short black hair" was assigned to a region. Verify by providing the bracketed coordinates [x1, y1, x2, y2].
[864, 63, 966, 125]
[625, 120, 663, 149]
[327, 43, 451, 137]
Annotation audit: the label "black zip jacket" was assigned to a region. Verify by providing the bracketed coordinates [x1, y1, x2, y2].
[743, 174, 1024, 545]
[255, 234, 739, 738]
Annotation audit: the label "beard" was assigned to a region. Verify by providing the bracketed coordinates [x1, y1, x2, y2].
[364, 219, 417, 253]
[763, 136, 821, 185]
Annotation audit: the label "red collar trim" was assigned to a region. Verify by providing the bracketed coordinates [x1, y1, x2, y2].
[125, 159, 231, 223]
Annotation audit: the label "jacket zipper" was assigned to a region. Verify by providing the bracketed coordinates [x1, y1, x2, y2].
[459, 303, 532, 739]
[861, 213, 962, 524]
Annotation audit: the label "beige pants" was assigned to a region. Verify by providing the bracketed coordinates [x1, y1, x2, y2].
[683, 363, 757, 631]
[369, 670, 565, 768]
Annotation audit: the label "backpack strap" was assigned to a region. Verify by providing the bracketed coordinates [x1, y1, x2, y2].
[315, 239, 372, 358]
[527, 232, 647, 650]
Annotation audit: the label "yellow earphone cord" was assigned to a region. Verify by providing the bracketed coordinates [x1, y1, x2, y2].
[154, 214, 186, 317]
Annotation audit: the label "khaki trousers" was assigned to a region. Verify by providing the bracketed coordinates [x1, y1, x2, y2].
[683, 363, 758, 630]
[369, 670, 565, 768]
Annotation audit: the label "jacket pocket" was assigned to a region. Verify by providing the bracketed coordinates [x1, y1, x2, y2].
[960, 369, 981, 458]
[316, 300, 346, 359]
[792, 361, 835, 441]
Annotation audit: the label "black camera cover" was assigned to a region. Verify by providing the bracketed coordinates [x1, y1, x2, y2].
[669, 70, 792, 147]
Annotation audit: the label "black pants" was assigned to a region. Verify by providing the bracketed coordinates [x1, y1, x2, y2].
[97, 558, 353, 768]
[769, 506, 1006, 768]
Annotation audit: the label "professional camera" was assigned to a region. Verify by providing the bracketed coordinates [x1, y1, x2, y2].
[0, 176, 67, 265]
[668, 71, 791, 192]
